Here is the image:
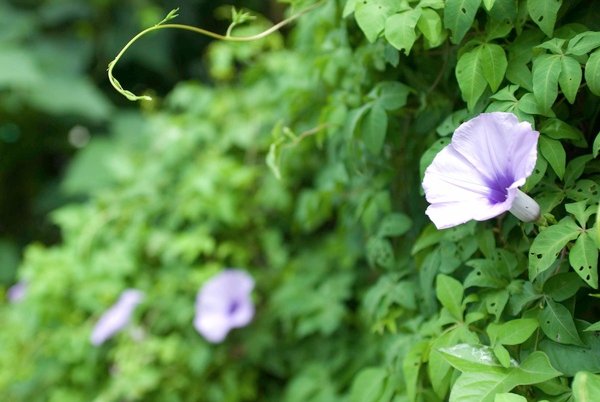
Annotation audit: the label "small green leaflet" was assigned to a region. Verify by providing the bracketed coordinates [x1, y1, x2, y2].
[480, 44, 508, 92]
[532, 54, 561, 113]
[567, 31, 600, 56]
[444, 0, 482, 44]
[573, 371, 600, 402]
[528, 217, 580, 280]
[349, 367, 388, 402]
[569, 232, 599, 289]
[527, 0, 562, 37]
[539, 136, 566, 180]
[384, 9, 421, 54]
[354, 0, 398, 42]
[436, 274, 465, 321]
[540, 298, 584, 346]
[559, 56, 582, 104]
[456, 47, 486, 110]
[585, 49, 600, 96]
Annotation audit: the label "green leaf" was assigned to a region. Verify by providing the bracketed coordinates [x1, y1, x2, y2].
[539, 136, 566, 180]
[529, 217, 580, 280]
[375, 81, 410, 110]
[441, 344, 507, 372]
[447, 351, 561, 402]
[366, 236, 395, 269]
[526, 0, 562, 37]
[585, 49, 600, 96]
[456, 47, 486, 110]
[354, 0, 399, 42]
[540, 118, 586, 146]
[483, 0, 495, 10]
[487, 319, 539, 345]
[436, 274, 464, 321]
[429, 329, 462, 399]
[541, 321, 600, 376]
[444, 0, 482, 44]
[593, 133, 600, 158]
[540, 298, 584, 346]
[403, 341, 428, 401]
[567, 31, 600, 56]
[362, 103, 388, 154]
[532, 54, 562, 113]
[569, 232, 599, 289]
[377, 213, 412, 237]
[573, 371, 600, 402]
[417, 8, 444, 47]
[494, 394, 527, 402]
[349, 367, 388, 402]
[480, 44, 508, 92]
[565, 201, 593, 228]
[384, 9, 421, 54]
[559, 56, 582, 104]
[493, 344, 511, 368]
[543, 272, 585, 302]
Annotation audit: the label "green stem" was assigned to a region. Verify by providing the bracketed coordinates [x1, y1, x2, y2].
[108, 1, 324, 101]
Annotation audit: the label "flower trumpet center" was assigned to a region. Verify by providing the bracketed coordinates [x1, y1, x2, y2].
[227, 300, 241, 316]
[486, 174, 514, 204]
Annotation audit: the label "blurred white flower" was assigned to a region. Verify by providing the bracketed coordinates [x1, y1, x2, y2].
[7, 281, 26, 303]
[90, 289, 144, 346]
[194, 269, 254, 343]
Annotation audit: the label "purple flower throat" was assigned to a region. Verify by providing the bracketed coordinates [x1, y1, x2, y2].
[486, 173, 514, 204]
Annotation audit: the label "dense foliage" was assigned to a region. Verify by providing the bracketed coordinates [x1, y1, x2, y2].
[2, 0, 600, 401]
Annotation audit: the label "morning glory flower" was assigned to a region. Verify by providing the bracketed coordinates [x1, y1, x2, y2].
[7, 281, 26, 303]
[422, 112, 540, 229]
[194, 269, 254, 343]
[91, 289, 144, 346]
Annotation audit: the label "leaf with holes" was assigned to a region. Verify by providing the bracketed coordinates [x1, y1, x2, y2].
[532, 54, 561, 113]
[569, 232, 598, 289]
[444, 0, 482, 44]
[527, 0, 562, 37]
[384, 8, 421, 54]
[540, 321, 600, 375]
[480, 44, 508, 92]
[529, 217, 580, 280]
[539, 136, 566, 180]
[456, 47, 486, 110]
[539, 298, 584, 346]
[585, 49, 600, 96]
[354, 0, 400, 42]
[559, 56, 582, 104]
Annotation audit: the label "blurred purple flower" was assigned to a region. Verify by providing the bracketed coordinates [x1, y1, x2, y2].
[91, 289, 144, 346]
[7, 281, 26, 303]
[422, 112, 540, 229]
[194, 269, 254, 343]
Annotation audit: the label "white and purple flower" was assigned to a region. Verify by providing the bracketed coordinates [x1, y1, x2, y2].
[422, 112, 540, 229]
[90, 289, 144, 346]
[194, 269, 254, 343]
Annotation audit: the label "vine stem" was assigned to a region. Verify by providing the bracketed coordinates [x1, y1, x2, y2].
[108, 1, 324, 101]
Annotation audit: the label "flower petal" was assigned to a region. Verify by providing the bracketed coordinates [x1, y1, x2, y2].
[194, 269, 255, 343]
[90, 289, 144, 346]
[451, 112, 539, 187]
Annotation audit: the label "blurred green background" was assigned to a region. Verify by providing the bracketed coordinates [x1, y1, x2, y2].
[0, 0, 268, 285]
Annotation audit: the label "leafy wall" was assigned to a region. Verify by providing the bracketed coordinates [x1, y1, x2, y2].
[1, 0, 600, 401]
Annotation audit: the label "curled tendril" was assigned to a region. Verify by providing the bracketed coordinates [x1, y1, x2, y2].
[108, 2, 324, 101]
